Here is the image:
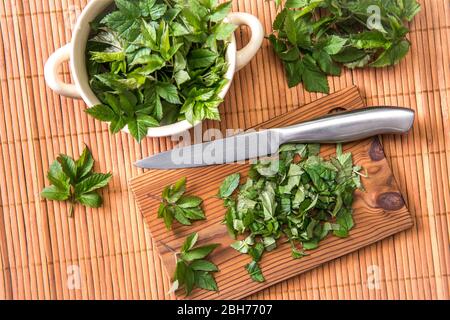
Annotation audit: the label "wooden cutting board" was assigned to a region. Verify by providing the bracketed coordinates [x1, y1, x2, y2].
[129, 86, 413, 300]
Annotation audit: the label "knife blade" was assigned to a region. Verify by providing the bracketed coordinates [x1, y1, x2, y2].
[135, 107, 415, 169]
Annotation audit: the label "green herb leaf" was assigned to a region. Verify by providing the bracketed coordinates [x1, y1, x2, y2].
[230, 235, 254, 254]
[75, 173, 112, 195]
[302, 66, 329, 93]
[57, 154, 77, 183]
[260, 185, 276, 221]
[218, 173, 240, 198]
[170, 177, 187, 202]
[184, 266, 195, 296]
[47, 160, 70, 191]
[41, 147, 111, 216]
[174, 70, 191, 86]
[194, 271, 218, 291]
[209, 1, 232, 22]
[401, 0, 421, 21]
[114, 0, 140, 17]
[190, 260, 218, 272]
[188, 49, 218, 69]
[162, 206, 174, 230]
[182, 244, 219, 262]
[156, 83, 181, 104]
[181, 232, 199, 253]
[41, 185, 70, 201]
[323, 35, 347, 55]
[76, 192, 103, 208]
[127, 114, 159, 142]
[139, 0, 157, 17]
[245, 261, 265, 283]
[178, 196, 203, 209]
[76, 147, 95, 180]
[110, 115, 127, 134]
[130, 52, 165, 70]
[90, 51, 125, 63]
[172, 233, 219, 297]
[149, 3, 167, 20]
[213, 22, 237, 41]
[292, 247, 308, 259]
[332, 47, 367, 63]
[157, 177, 205, 230]
[175, 260, 187, 286]
[350, 31, 390, 50]
[370, 40, 410, 67]
[85, 104, 117, 122]
[248, 242, 265, 262]
[101, 11, 140, 42]
[333, 208, 354, 237]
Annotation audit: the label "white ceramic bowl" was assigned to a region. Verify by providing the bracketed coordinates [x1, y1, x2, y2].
[44, 0, 264, 138]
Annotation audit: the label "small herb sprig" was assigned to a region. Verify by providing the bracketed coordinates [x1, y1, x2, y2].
[41, 146, 112, 217]
[158, 177, 206, 230]
[219, 144, 364, 282]
[270, 0, 421, 93]
[172, 232, 219, 296]
[86, 0, 237, 142]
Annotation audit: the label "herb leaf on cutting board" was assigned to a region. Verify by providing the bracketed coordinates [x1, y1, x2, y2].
[158, 177, 206, 230]
[219, 143, 365, 282]
[41, 146, 112, 217]
[172, 232, 219, 296]
[86, 0, 237, 142]
[270, 0, 421, 93]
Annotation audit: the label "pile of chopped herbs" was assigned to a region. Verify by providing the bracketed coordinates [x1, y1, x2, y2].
[269, 0, 421, 93]
[86, 0, 236, 142]
[172, 232, 219, 296]
[158, 177, 206, 230]
[219, 144, 365, 282]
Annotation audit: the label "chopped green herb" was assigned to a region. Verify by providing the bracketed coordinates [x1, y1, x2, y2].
[172, 232, 219, 296]
[220, 144, 364, 282]
[41, 146, 112, 217]
[86, 0, 236, 142]
[218, 172, 241, 198]
[270, 0, 421, 93]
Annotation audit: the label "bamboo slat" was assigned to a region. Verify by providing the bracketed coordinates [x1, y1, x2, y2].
[0, 0, 449, 300]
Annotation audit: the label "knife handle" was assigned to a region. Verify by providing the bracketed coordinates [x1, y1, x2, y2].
[277, 107, 415, 144]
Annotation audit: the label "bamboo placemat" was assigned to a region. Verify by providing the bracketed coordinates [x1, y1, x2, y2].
[0, 0, 448, 300]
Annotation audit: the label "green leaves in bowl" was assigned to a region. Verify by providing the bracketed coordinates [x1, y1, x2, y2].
[41, 146, 112, 217]
[270, 0, 421, 93]
[86, 0, 236, 142]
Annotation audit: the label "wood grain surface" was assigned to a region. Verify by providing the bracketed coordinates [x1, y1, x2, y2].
[0, 0, 449, 300]
[130, 87, 413, 300]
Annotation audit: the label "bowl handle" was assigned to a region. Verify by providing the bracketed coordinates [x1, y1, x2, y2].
[44, 44, 81, 99]
[228, 12, 264, 72]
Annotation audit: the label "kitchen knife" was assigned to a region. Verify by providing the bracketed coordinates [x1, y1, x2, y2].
[135, 107, 415, 169]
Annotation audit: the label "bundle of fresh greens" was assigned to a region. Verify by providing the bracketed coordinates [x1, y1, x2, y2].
[86, 0, 236, 142]
[219, 144, 365, 282]
[158, 177, 206, 230]
[172, 232, 219, 296]
[270, 0, 421, 93]
[41, 146, 112, 217]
